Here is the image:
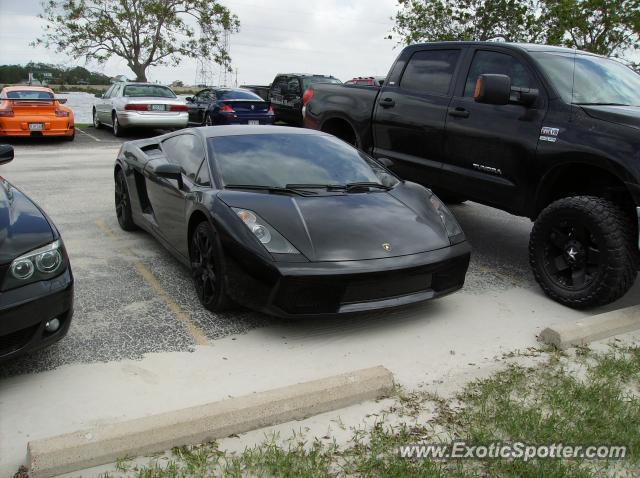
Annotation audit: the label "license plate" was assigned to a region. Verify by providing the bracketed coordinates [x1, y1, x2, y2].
[28, 123, 44, 131]
[150, 104, 165, 111]
[248, 120, 259, 125]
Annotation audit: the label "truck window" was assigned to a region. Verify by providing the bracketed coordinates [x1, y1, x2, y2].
[464, 50, 535, 97]
[287, 78, 301, 96]
[400, 49, 460, 95]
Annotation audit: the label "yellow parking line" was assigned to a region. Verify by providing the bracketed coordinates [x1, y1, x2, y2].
[96, 219, 209, 346]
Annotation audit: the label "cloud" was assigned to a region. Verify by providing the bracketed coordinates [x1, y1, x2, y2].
[0, 0, 401, 85]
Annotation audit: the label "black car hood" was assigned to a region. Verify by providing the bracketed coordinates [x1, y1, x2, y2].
[0, 178, 53, 265]
[219, 185, 451, 261]
[581, 105, 640, 130]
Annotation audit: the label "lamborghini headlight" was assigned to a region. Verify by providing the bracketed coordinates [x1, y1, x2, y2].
[233, 208, 299, 254]
[4, 240, 66, 290]
[429, 195, 465, 245]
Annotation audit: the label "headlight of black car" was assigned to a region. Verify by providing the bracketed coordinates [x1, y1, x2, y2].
[233, 208, 299, 254]
[3, 240, 66, 290]
[429, 194, 465, 245]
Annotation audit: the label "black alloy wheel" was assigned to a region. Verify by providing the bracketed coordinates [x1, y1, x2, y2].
[114, 169, 136, 231]
[190, 221, 231, 312]
[530, 196, 636, 308]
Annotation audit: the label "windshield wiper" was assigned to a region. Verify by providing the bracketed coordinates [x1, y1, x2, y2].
[345, 182, 392, 191]
[285, 182, 392, 193]
[225, 184, 317, 196]
[575, 102, 631, 106]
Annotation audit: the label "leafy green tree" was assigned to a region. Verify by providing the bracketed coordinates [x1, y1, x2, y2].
[545, 0, 640, 57]
[388, 0, 547, 44]
[35, 0, 239, 82]
[389, 0, 640, 61]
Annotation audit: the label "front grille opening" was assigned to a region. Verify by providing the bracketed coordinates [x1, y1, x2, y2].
[0, 324, 38, 357]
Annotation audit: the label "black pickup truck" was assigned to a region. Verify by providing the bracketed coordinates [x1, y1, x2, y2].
[304, 42, 640, 308]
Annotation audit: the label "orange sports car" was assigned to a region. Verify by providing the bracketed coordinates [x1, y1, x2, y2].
[0, 86, 75, 140]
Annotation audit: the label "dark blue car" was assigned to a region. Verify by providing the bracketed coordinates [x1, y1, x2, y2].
[186, 88, 275, 126]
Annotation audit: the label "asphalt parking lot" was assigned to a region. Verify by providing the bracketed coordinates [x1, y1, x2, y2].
[1, 126, 639, 379]
[1, 126, 639, 476]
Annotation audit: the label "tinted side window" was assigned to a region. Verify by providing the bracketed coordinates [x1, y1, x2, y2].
[287, 78, 301, 96]
[196, 90, 213, 102]
[162, 134, 205, 182]
[464, 50, 535, 97]
[400, 50, 460, 95]
[195, 161, 211, 187]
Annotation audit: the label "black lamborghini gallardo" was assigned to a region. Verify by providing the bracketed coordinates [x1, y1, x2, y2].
[113, 126, 470, 317]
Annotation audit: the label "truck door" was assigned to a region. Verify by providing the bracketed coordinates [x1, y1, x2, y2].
[372, 48, 462, 187]
[442, 48, 546, 214]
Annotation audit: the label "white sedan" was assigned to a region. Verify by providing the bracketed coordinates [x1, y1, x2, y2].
[93, 82, 188, 136]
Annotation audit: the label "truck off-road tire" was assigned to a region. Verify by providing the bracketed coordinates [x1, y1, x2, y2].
[529, 196, 637, 309]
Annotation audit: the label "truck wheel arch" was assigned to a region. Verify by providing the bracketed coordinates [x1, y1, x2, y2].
[534, 161, 635, 219]
[320, 117, 360, 149]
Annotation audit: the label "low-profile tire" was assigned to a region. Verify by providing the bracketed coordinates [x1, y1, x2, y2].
[529, 196, 636, 309]
[432, 189, 467, 205]
[63, 130, 75, 141]
[93, 109, 102, 129]
[112, 112, 125, 137]
[114, 168, 137, 231]
[190, 221, 233, 313]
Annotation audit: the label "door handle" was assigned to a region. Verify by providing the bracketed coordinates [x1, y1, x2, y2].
[379, 97, 395, 108]
[448, 107, 470, 118]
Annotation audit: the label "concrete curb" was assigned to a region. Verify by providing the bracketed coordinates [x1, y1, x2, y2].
[28, 366, 394, 478]
[539, 305, 640, 349]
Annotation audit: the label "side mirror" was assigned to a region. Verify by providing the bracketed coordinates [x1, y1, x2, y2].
[0, 145, 14, 165]
[185, 97, 193, 102]
[511, 86, 539, 107]
[95, 93, 103, 98]
[56, 98, 68, 104]
[155, 163, 183, 189]
[474, 74, 511, 105]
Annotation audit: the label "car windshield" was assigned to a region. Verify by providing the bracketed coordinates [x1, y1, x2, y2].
[5, 90, 54, 99]
[301, 77, 342, 90]
[123, 85, 176, 98]
[209, 133, 395, 188]
[216, 90, 263, 101]
[531, 52, 640, 106]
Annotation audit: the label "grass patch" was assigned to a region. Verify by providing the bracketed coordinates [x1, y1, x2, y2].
[74, 123, 92, 129]
[99, 343, 640, 478]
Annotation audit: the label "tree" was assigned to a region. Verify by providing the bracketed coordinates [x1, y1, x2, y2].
[35, 0, 239, 82]
[389, 0, 640, 61]
[545, 0, 640, 58]
[388, 0, 547, 45]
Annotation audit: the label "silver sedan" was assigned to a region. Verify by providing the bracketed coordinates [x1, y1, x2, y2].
[92, 82, 188, 136]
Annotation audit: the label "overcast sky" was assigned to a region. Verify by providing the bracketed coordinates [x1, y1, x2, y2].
[0, 0, 401, 85]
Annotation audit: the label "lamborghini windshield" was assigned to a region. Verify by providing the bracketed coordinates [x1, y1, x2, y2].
[531, 52, 640, 106]
[209, 133, 396, 188]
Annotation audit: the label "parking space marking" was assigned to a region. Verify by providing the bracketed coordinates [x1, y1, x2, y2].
[96, 219, 209, 346]
[75, 127, 102, 142]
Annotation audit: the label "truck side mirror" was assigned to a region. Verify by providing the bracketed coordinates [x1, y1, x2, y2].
[0, 144, 14, 165]
[474, 74, 511, 105]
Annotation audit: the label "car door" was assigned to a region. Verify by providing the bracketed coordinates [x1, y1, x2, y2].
[372, 48, 463, 187]
[441, 48, 546, 213]
[188, 90, 212, 124]
[97, 85, 115, 123]
[146, 133, 207, 257]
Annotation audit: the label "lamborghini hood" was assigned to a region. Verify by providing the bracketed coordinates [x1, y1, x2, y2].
[219, 186, 452, 261]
